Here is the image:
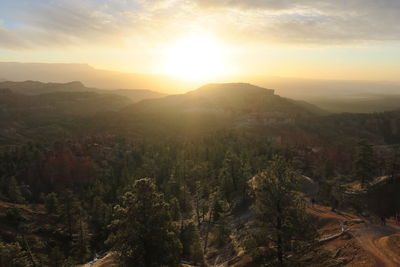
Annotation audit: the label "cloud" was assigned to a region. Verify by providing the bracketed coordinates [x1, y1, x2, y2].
[196, 0, 400, 13]
[196, 0, 297, 10]
[0, 0, 400, 50]
[0, 0, 145, 49]
[0, 25, 29, 49]
[195, 0, 400, 43]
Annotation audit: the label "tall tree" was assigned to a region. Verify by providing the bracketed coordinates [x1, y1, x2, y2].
[0, 241, 30, 267]
[109, 178, 182, 267]
[8, 177, 25, 204]
[44, 192, 59, 214]
[251, 156, 316, 266]
[58, 190, 81, 241]
[354, 140, 376, 187]
[386, 145, 400, 178]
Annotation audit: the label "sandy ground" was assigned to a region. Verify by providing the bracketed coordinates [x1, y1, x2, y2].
[78, 253, 117, 267]
[77, 204, 400, 267]
[309, 204, 400, 267]
[353, 226, 400, 267]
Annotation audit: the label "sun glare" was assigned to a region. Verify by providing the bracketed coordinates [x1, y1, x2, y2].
[163, 35, 226, 81]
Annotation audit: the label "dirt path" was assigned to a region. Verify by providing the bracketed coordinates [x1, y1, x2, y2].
[307, 205, 358, 221]
[78, 253, 117, 267]
[309, 204, 400, 267]
[352, 225, 400, 267]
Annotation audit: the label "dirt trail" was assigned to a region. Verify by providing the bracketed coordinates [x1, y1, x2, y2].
[78, 253, 117, 267]
[309, 204, 400, 267]
[308, 205, 358, 221]
[353, 226, 400, 267]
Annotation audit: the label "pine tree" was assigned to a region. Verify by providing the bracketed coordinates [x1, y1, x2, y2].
[44, 193, 59, 214]
[180, 222, 204, 265]
[48, 246, 64, 267]
[386, 145, 400, 177]
[212, 199, 230, 248]
[58, 190, 81, 241]
[193, 181, 203, 226]
[0, 241, 30, 267]
[354, 140, 376, 187]
[8, 177, 25, 203]
[109, 178, 182, 267]
[251, 156, 317, 266]
[90, 196, 111, 250]
[169, 197, 181, 221]
[219, 151, 240, 199]
[71, 205, 90, 262]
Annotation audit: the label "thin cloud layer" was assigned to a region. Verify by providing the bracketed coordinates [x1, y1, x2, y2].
[1, 0, 400, 50]
[0, 25, 29, 49]
[0, 0, 143, 49]
[196, 0, 400, 43]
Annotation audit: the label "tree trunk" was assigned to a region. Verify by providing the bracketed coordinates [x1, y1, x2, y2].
[203, 213, 211, 254]
[22, 234, 37, 267]
[195, 195, 201, 226]
[276, 200, 283, 267]
[203, 199, 214, 255]
[79, 210, 85, 256]
[277, 215, 283, 267]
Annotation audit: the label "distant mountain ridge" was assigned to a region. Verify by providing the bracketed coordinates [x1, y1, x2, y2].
[0, 81, 326, 120]
[192, 83, 274, 96]
[0, 62, 195, 93]
[0, 82, 326, 143]
[3, 62, 400, 113]
[0, 80, 88, 94]
[0, 89, 134, 145]
[1, 80, 399, 146]
[0, 80, 166, 103]
[128, 83, 324, 116]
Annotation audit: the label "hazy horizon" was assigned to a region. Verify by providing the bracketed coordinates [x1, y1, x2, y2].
[2, 0, 400, 83]
[2, 2, 400, 265]
[4, 60, 400, 83]
[2, 61, 400, 103]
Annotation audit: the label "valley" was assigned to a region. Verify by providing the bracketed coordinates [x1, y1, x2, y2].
[0, 81, 399, 266]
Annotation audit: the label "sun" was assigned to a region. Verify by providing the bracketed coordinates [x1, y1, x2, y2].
[162, 35, 226, 81]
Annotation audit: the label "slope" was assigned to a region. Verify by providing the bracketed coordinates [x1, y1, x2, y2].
[115, 83, 325, 137]
[125, 83, 323, 117]
[0, 62, 194, 93]
[0, 80, 166, 102]
[0, 89, 132, 145]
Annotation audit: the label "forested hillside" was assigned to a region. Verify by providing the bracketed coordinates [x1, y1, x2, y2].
[0, 80, 165, 102]
[1, 82, 400, 266]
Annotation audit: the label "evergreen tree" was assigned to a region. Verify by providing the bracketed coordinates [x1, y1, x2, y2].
[386, 145, 400, 177]
[48, 246, 64, 267]
[44, 193, 59, 214]
[218, 151, 240, 200]
[58, 190, 81, 242]
[8, 177, 25, 204]
[0, 241, 30, 267]
[109, 178, 182, 267]
[354, 140, 376, 187]
[180, 222, 204, 265]
[71, 206, 90, 262]
[212, 199, 230, 248]
[169, 197, 181, 221]
[90, 197, 111, 250]
[251, 156, 316, 266]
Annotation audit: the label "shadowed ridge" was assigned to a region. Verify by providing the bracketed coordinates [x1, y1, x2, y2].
[190, 82, 275, 96]
[124, 82, 323, 117]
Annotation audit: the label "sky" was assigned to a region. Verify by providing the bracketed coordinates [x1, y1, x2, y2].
[1, 0, 400, 82]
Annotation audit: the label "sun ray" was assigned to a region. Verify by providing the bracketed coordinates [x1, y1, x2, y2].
[162, 35, 227, 81]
